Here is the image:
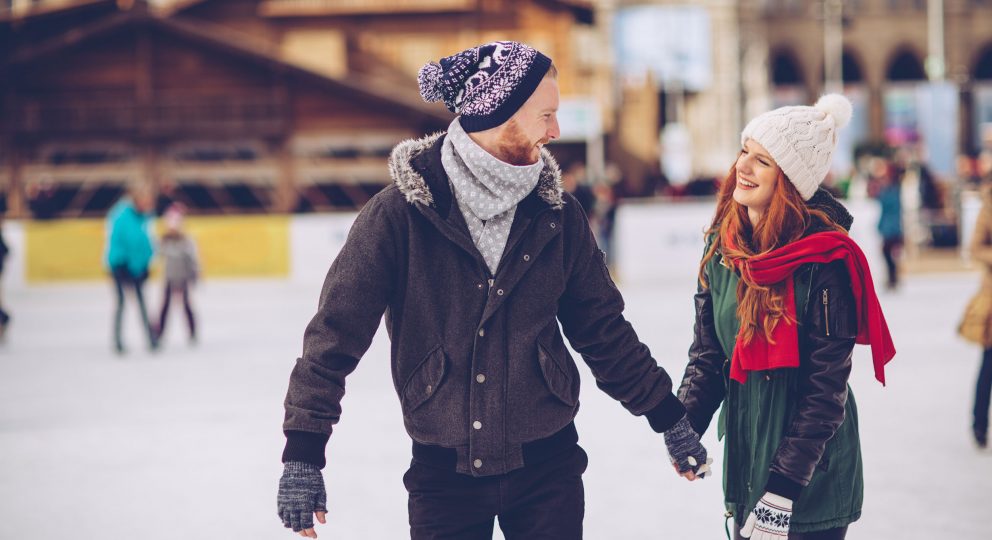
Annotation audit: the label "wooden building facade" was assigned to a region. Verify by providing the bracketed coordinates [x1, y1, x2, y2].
[1, 0, 602, 218]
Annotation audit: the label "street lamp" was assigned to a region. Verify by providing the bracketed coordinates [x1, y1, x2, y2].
[823, 0, 844, 95]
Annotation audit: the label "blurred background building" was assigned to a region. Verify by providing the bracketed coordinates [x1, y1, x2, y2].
[2, 0, 991, 248]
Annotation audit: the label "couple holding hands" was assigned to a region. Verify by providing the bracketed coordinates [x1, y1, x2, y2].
[277, 41, 896, 540]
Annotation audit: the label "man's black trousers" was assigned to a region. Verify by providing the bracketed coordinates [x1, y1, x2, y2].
[404, 444, 587, 539]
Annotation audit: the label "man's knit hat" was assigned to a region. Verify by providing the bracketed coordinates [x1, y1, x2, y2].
[740, 94, 853, 200]
[418, 41, 553, 133]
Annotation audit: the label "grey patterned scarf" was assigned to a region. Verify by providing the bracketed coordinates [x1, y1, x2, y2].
[441, 118, 543, 274]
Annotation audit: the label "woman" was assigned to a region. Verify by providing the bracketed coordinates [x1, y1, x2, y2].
[958, 180, 992, 449]
[673, 95, 895, 539]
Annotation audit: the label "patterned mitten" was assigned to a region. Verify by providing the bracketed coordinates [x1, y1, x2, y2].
[740, 492, 793, 539]
[663, 415, 711, 477]
[277, 461, 327, 532]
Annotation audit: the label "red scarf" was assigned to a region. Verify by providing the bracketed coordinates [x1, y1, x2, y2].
[721, 230, 895, 385]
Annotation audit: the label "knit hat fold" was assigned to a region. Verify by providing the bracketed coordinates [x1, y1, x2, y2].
[418, 41, 552, 132]
[740, 94, 853, 200]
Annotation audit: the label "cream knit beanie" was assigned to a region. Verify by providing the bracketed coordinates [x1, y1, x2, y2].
[740, 94, 853, 200]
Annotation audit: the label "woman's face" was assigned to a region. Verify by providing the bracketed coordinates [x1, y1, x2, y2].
[733, 139, 780, 222]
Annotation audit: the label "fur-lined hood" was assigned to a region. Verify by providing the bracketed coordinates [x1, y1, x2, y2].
[387, 131, 564, 210]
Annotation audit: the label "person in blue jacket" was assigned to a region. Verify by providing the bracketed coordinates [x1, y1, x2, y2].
[105, 184, 157, 354]
[873, 162, 903, 290]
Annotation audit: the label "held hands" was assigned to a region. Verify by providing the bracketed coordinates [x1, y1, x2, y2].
[740, 492, 793, 539]
[663, 415, 712, 481]
[277, 461, 328, 538]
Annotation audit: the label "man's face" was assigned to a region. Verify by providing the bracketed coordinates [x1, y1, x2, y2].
[495, 77, 560, 166]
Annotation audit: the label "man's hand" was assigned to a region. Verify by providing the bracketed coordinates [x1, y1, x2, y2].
[277, 461, 328, 538]
[740, 492, 793, 539]
[663, 415, 711, 480]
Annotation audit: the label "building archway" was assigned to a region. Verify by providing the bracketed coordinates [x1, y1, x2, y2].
[770, 46, 807, 107]
[886, 48, 927, 82]
[972, 44, 992, 151]
[884, 47, 927, 148]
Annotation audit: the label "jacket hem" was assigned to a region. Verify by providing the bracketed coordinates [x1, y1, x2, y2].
[790, 511, 861, 533]
[411, 421, 578, 472]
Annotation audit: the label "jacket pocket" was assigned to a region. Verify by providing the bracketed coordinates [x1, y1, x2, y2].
[401, 345, 448, 413]
[537, 343, 579, 406]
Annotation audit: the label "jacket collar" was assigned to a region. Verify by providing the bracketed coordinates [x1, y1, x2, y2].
[806, 188, 854, 233]
[388, 131, 564, 219]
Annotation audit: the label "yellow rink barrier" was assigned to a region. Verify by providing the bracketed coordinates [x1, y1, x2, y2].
[25, 215, 290, 282]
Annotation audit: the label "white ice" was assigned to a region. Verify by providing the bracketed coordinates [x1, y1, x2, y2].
[0, 254, 988, 539]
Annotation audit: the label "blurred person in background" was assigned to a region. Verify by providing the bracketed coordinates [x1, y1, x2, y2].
[871, 160, 904, 290]
[0, 210, 9, 339]
[104, 183, 157, 354]
[561, 161, 595, 215]
[591, 170, 619, 267]
[26, 178, 58, 220]
[674, 95, 896, 540]
[153, 203, 199, 346]
[958, 179, 992, 449]
[276, 41, 708, 539]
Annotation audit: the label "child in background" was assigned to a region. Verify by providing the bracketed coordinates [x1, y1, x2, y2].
[154, 204, 199, 345]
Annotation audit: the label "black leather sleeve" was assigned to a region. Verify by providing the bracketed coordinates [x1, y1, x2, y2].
[677, 281, 728, 436]
[766, 260, 857, 500]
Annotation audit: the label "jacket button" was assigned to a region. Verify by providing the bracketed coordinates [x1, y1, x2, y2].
[476, 374, 486, 383]
[477, 283, 483, 289]
[426, 385, 433, 394]
[550, 222, 557, 229]
[473, 459, 483, 469]
[478, 328, 485, 337]
[523, 254, 530, 261]
[496, 289, 504, 296]
[473, 421, 482, 430]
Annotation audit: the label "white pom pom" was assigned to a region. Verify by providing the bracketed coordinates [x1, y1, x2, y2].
[814, 93, 853, 129]
[417, 62, 445, 103]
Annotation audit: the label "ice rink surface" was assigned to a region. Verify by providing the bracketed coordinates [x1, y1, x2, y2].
[0, 268, 988, 539]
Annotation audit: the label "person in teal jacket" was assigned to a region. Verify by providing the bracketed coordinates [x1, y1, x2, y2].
[674, 95, 895, 540]
[104, 184, 157, 354]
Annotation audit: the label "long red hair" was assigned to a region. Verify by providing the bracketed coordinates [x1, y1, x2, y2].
[699, 162, 846, 344]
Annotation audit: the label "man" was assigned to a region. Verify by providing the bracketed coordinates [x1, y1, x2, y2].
[277, 41, 709, 539]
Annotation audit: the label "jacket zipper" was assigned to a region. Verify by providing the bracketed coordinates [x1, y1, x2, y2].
[822, 289, 830, 336]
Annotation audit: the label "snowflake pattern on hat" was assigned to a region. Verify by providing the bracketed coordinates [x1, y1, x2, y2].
[418, 41, 550, 132]
[459, 42, 537, 116]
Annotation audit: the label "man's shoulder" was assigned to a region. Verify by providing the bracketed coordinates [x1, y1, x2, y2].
[363, 184, 412, 217]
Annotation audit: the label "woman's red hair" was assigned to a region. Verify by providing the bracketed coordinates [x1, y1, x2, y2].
[699, 161, 845, 344]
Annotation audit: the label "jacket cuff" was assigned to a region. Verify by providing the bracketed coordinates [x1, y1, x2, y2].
[644, 394, 687, 433]
[765, 471, 803, 501]
[282, 430, 330, 469]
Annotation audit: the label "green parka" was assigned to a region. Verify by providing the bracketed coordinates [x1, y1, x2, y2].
[678, 190, 864, 533]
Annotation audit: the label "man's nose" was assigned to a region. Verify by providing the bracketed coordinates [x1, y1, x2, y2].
[547, 118, 560, 141]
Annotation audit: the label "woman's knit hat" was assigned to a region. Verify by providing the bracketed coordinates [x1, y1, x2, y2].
[417, 41, 552, 133]
[740, 94, 853, 200]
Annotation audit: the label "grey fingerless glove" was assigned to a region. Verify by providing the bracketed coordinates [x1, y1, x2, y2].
[277, 461, 327, 532]
[663, 415, 710, 476]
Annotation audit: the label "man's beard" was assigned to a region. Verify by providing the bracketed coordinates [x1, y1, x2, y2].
[495, 121, 547, 166]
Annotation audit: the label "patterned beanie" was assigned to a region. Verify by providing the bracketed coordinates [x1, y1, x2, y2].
[417, 41, 553, 133]
[740, 94, 853, 200]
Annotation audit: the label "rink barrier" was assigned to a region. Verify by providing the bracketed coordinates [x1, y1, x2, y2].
[3, 198, 883, 286]
[18, 215, 290, 283]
